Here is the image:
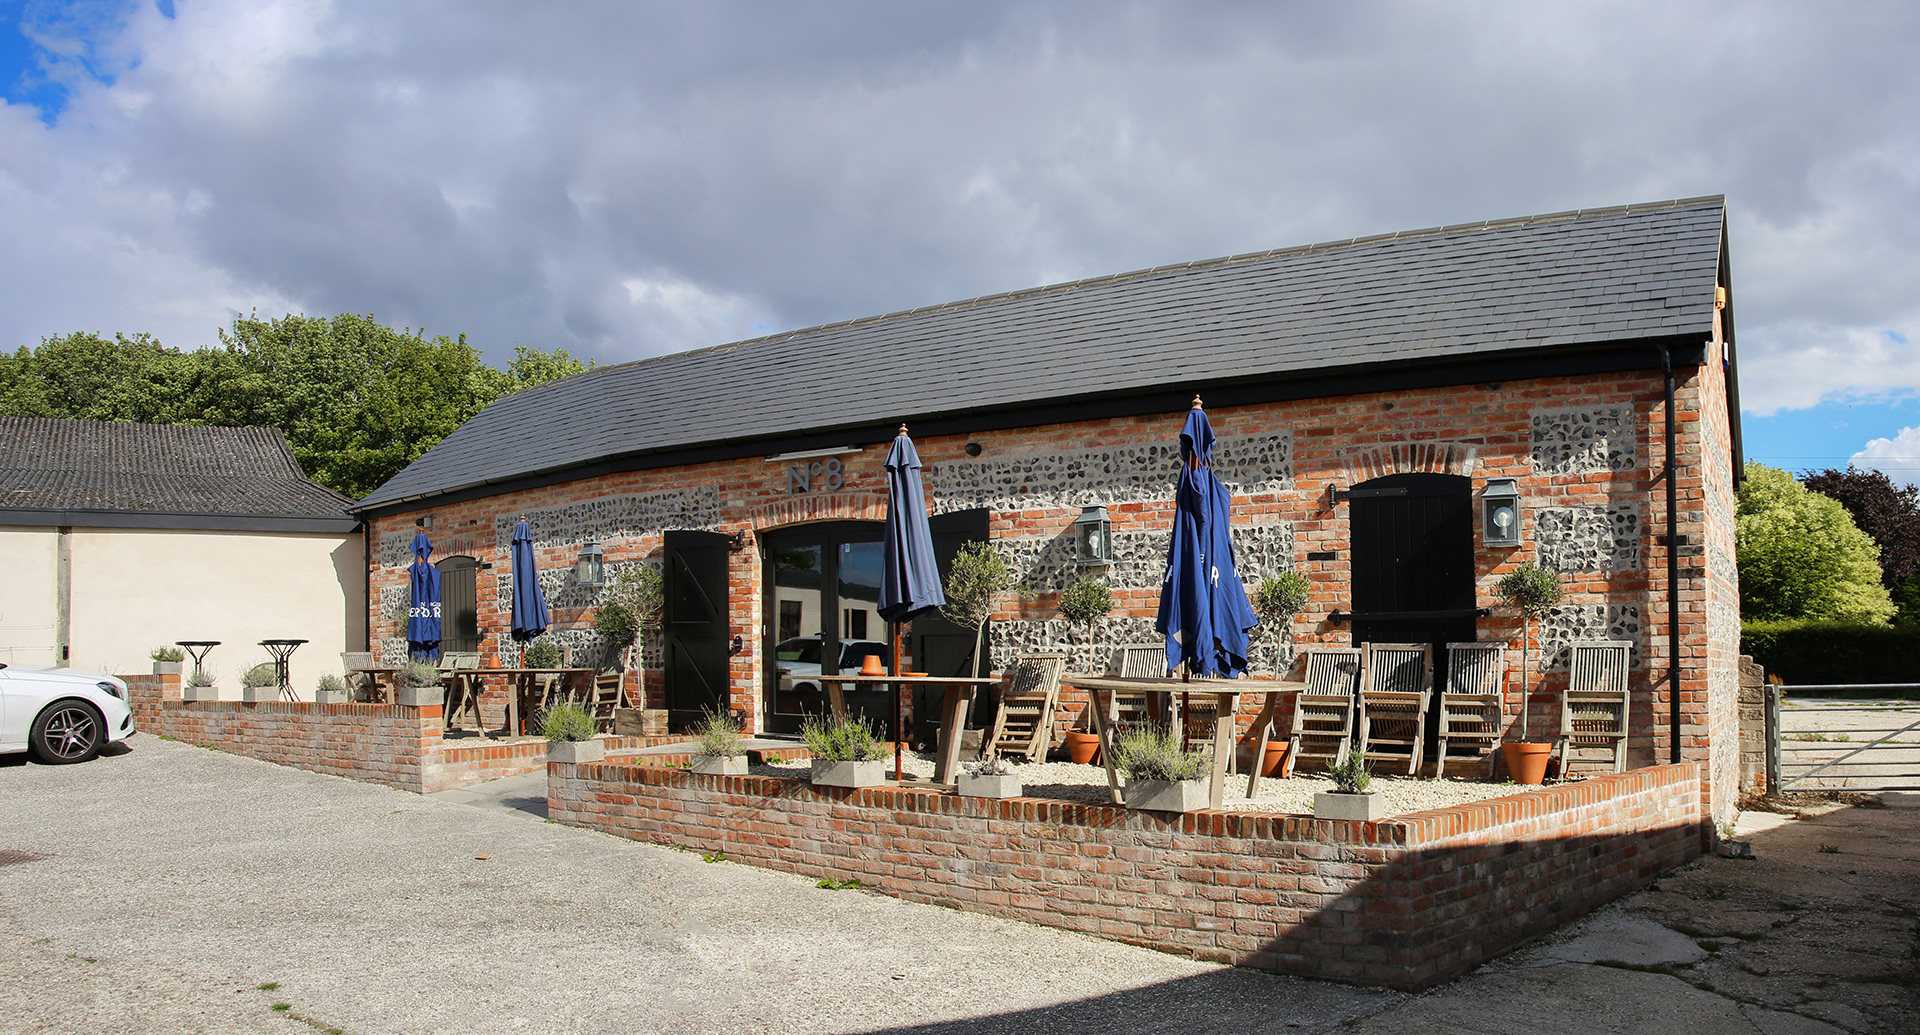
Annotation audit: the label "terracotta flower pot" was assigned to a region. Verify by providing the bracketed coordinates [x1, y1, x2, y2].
[859, 654, 886, 676]
[1238, 736, 1290, 777]
[1064, 730, 1101, 765]
[1502, 742, 1552, 784]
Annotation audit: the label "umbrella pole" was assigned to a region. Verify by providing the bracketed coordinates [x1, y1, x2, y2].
[891, 623, 904, 780]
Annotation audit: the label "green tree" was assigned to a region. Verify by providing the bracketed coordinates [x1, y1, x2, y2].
[1737, 463, 1896, 624]
[1, 316, 595, 500]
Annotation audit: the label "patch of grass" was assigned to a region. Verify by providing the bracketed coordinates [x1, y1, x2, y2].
[272, 1003, 292, 1012]
[1818, 843, 1842, 853]
[817, 877, 862, 890]
[702, 850, 726, 863]
[257, 982, 279, 991]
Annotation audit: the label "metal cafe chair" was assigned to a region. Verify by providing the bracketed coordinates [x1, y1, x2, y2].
[1556, 640, 1633, 778]
[1285, 647, 1361, 775]
[1357, 642, 1433, 776]
[1438, 642, 1507, 778]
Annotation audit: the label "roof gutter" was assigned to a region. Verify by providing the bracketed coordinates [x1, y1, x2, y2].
[0, 508, 361, 534]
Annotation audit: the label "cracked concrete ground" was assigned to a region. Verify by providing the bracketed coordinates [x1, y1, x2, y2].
[3, 737, 1915, 1034]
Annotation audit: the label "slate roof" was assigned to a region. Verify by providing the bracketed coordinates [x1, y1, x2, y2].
[358, 196, 1727, 511]
[0, 417, 357, 530]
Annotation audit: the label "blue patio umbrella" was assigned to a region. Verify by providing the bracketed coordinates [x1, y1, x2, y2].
[879, 426, 945, 776]
[508, 520, 550, 643]
[1156, 399, 1257, 678]
[407, 531, 443, 661]
[879, 425, 945, 624]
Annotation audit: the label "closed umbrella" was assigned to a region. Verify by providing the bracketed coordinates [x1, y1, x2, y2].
[879, 425, 945, 777]
[1156, 398, 1257, 678]
[508, 520, 550, 643]
[407, 531, 443, 661]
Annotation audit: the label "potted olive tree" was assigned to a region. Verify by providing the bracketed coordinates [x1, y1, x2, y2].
[150, 645, 185, 676]
[240, 662, 278, 703]
[939, 541, 1020, 682]
[540, 702, 603, 764]
[802, 712, 887, 789]
[595, 564, 665, 713]
[1313, 753, 1384, 821]
[1113, 723, 1211, 813]
[690, 707, 749, 776]
[1496, 562, 1563, 784]
[1057, 577, 1114, 764]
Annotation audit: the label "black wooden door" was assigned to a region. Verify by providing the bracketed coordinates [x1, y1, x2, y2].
[435, 555, 481, 655]
[1348, 473, 1476, 695]
[906, 508, 991, 743]
[664, 530, 732, 731]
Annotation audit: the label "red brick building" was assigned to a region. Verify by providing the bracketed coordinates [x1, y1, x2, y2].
[352, 196, 1744, 821]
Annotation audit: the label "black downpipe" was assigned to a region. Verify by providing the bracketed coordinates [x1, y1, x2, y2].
[362, 520, 374, 652]
[1663, 346, 1681, 764]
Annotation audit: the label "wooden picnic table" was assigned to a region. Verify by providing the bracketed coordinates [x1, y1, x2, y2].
[473, 667, 597, 738]
[815, 673, 1001, 784]
[1064, 675, 1308, 806]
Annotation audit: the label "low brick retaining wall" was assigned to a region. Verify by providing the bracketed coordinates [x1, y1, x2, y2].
[548, 762, 1706, 989]
[122, 672, 690, 793]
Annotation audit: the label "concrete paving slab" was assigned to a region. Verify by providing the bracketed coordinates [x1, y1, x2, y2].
[1531, 911, 1710, 967]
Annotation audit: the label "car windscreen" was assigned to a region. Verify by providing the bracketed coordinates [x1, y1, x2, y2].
[775, 640, 821, 664]
[840, 642, 887, 667]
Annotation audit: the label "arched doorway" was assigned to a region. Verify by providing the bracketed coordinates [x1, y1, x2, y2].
[434, 555, 481, 655]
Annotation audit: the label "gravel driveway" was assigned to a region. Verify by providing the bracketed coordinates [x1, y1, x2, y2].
[0, 737, 1388, 1034]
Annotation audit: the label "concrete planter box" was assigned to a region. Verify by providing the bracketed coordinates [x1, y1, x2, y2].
[810, 759, 886, 789]
[152, 661, 183, 676]
[182, 684, 218, 702]
[549, 739, 605, 765]
[313, 689, 349, 705]
[241, 685, 279, 703]
[957, 773, 1023, 799]
[394, 685, 443, 707]
[691, 754, 749, 776]
[1125, 778, 1209, 813]
[1314, 791, 1387, 822]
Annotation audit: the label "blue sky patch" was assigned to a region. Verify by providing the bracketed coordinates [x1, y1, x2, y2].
[1743, 394, 1920, 477]
[0, 0, 145, 125]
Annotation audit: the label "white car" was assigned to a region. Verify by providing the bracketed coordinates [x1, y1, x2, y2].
[773, 637, 890, 696]
[0, 664, 136, 764]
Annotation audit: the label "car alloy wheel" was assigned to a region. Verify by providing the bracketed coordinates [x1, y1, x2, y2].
[31, 702, 102, 764]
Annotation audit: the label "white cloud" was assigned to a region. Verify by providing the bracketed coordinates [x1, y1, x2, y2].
[1852, 427, 1920, 488]
[1, 0, 1919, 398]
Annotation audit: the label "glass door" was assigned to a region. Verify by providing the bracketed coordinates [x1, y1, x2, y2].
[762, 522, 889, 736]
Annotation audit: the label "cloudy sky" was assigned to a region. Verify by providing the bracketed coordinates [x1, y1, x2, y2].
[4, 0, 1919, 480]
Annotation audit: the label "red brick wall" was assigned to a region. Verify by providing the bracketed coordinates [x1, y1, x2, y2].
[365, 360, 1740, 811]
[548, 761, 1706, 990]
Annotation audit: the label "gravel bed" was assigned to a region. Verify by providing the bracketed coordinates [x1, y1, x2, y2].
[754, 752, 1527, 817]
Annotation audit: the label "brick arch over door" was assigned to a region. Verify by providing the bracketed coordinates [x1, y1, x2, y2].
[1338, 441, 1482, 486]
[749, 493, 888, 531]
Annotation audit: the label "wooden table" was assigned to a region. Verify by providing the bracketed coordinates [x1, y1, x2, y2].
[816, 673, 1000, 784]
[1065, 676, 1307, 806]
[475, 667, 597, 737]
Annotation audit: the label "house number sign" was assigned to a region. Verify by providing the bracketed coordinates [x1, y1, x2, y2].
[787, 458, 843, 494]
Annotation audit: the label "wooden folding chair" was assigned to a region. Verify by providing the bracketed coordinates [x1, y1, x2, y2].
[439, 652, 483, 732]
[1438, 642, 1506, 778]
[1556, 639, 1632, 777]
[589, 671, 625, 732]
[983, 653, 1069, 762]
[1284, 647, 1361, 775]
[1357, 643, 1433, 776]
[340, 651, 383, 703]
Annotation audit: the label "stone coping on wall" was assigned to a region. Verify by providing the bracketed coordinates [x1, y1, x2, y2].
[549, 760, 1706, 989]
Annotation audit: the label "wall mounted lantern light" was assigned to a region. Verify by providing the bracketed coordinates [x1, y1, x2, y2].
[574, 542, 606, 587]
[1074, 506, 1113, 566]
[1481, 478, 1522, 548]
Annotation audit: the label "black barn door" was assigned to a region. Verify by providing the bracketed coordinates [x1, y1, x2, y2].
[1348, 473, 1477, 698]
[664, 530, 731, 731]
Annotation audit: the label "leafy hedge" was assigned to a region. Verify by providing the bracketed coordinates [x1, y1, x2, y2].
[1742, 620, 1920, 686]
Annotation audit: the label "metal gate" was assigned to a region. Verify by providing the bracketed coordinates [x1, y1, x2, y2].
[1767, 684, 1920, 792]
